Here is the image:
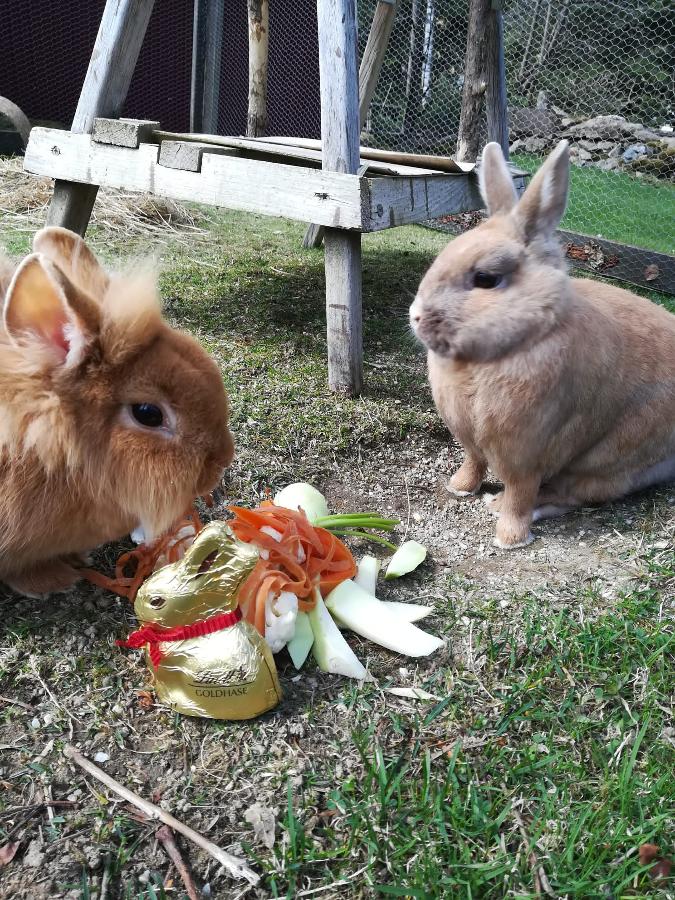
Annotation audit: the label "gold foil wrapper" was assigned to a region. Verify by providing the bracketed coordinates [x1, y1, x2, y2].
[133, 521, 282, 720]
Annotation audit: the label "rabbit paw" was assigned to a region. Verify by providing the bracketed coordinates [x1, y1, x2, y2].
[493, 520, 534, 550]
[448, 461, 485, 497]
[6, 560, 83, 599]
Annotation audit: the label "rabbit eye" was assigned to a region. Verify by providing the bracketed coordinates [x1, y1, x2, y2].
[131, 403, 164, 428]
[473, 271, 504, 290]
[149, 595, 166, 608]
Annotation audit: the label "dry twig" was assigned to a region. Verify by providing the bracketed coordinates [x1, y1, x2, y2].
[63, 745, 259, 885]
[157, 825, 200, 900]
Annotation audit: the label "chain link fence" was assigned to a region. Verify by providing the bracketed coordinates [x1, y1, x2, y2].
[356, 0, 674, 282]
[3, 0, 673, 285]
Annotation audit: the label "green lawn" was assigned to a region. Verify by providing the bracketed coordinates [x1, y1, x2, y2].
[513, 153, 675, 256]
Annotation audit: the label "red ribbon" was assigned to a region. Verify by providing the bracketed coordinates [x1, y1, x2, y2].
[117, 607, 243, 669]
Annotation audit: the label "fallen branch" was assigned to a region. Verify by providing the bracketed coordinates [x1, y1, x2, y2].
[157, 825, 200, 900]
[63, 745, 259, 885]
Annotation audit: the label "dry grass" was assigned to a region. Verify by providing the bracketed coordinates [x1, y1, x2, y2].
[0, 157, 205, 239]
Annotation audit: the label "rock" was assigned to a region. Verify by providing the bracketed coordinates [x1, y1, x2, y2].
[23, 839, 45, 868]
[622, 143, 652, 163]
[594, 158, 621, 171]
[577, 139, 619, 153]
[563, 114, 640, 141]
[522, 135, 551, 153]
[631, 127, 661, 142]
[509, 138, 524, 153]
[509, 107, 560, 138]
[576, 146, 593, 161]
[608, 144, 622, 159]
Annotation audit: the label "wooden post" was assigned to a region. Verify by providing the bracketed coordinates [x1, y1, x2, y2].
[190, 0, 224, 134]
[486, 0, 509, 157]
[304, 0, 396, 250]
[317, 0, 363, 395]
[46, 0, 156, 234]
[246, 0, 269, 137]
[457, 0, 508, 162]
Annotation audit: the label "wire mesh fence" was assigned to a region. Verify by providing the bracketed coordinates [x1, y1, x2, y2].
[356, 0, 674, 274]
[2, 0, 673, 283]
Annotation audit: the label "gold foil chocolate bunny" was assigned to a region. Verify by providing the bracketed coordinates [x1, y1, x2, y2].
[119, 521, 282, 720]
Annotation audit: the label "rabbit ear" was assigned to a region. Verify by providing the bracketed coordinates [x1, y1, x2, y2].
[513, 140, 570, 242]
[479, 142, 519, 215]
[32, 226, 110, 299]
[3, 253, 100, 366]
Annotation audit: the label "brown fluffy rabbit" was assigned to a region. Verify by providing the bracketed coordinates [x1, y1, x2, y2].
[0, 227, 234, 596]
[410, 140, 675, 549]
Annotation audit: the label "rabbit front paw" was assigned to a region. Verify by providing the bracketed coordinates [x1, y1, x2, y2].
[448, 457, 486, 496]
[5, 559, 82, 598]
[493, 519, 534, 550]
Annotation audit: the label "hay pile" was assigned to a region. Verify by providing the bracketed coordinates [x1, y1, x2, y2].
[0, 156, 205, 238]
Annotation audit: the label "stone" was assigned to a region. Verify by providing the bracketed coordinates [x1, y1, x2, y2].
[593, 158, 621, 171]
[522, 135, 551, 153]
[23, 840, 45, 868]
[577, 139, 619, 153]
[622, 143, 652, 163]
[509, 107, 560, 138]
[563, 114, 640, 141]
[631, 127, 661, 142]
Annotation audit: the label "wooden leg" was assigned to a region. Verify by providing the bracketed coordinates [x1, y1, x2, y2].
[46, 182, 100, 236]
[317, 0, 362, 392]
[46, 0, 156, 233]
[324, 229, 363, 395]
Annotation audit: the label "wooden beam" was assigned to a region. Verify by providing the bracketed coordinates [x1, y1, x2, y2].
[317, 0, 363, 395]
[93, 118, 160, 148]
[247, 0, 269, 137]
[158, 140, 239, 172]
[45, 0, 156, 234]
[558, 230, 675, 295]
[25, 128, 370, 230]
[304, 0, 398, 249]
[190, 0, 224, 133]
[486, 0, 509, 157]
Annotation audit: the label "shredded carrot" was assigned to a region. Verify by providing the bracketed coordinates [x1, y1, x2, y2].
[81, 497, 357, 636]
[80, 507, 203, 601]
[228, 501, 357, 634]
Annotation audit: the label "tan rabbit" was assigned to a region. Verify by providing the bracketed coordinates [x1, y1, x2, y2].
[410, 140, 675, 549]
[0, 227, 234, 596]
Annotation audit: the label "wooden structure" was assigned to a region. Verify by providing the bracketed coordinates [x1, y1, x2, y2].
[25, 0, 526, 396]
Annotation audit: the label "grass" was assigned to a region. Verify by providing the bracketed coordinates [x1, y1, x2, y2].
[513, 153, 675, 255]
[265, 553, 674, 898]
[1, 194, 673, 899]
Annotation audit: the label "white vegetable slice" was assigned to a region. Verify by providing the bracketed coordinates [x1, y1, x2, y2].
[308, 588, 368, 680]
[325, 580, 444, 657]
[287, 610, 314, 670]
[387, 687, 439, 700]
[382, 601, 433, 623]
[354, 555, 381, 595]
[384, 541, 427, 580]
[264, 591, 298, 653]
[273, 483, 329, 523]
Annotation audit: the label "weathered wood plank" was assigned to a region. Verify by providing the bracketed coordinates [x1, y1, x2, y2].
[158, 140, 238, 172]
[318, 0, 363, 395]
[152, 130, 443, 175]
[25, 128, 369, 230]
[93, 118, 160, 148]
[263, 135, 474, 173]
[558, 230, 675, 295]
[46, 0, 156, 233]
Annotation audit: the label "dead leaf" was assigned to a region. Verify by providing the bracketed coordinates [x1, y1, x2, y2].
[0, 842, 20, 866]
[639, 843, 660, 866]
[639, 843, 673, 882]
[387, 687, 439, 701]
[136, 690, 154, 711]
[644, 264, 660, 282]
[244, 803, 276, 849]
